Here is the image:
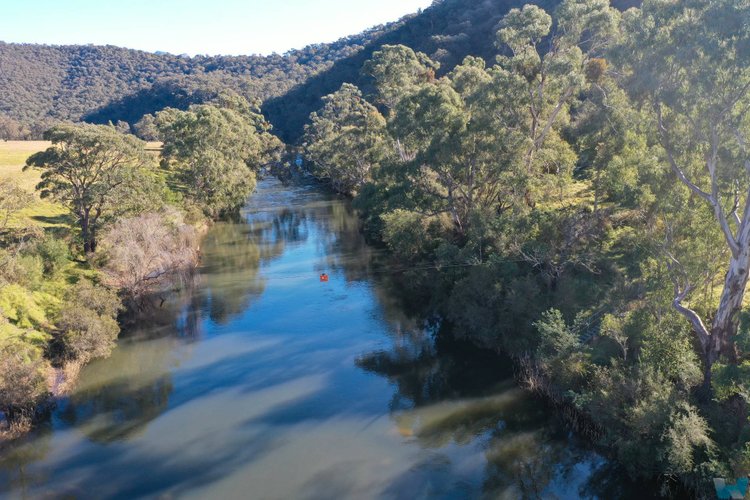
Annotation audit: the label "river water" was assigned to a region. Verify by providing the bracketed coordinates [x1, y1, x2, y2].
[0, 179, 648, 499]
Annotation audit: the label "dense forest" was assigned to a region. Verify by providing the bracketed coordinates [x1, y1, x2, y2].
[0, 0, 639, 141]
[3, 0, 750, 497]
[299, 0, 750, 496]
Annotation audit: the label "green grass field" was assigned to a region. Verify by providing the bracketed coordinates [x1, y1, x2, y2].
[0, 141, 69, 228]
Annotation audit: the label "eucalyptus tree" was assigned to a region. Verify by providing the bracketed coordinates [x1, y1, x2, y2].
[494, 0, 620, 182]
[25, 124, 154, 253]
[385, 57, 528, 237]
[364, 45, 440, 112]
[157, 98, 282, 219]
[303, 84, 389, 196]
[623, 0, 750, 387]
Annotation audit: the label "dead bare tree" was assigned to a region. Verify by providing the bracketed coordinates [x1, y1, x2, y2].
[100, 209, 199, 307]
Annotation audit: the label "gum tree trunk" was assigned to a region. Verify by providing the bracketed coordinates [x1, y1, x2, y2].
[659, 112, 750, 392]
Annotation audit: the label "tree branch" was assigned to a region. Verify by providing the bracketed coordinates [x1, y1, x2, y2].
[655, 105, 713, 202]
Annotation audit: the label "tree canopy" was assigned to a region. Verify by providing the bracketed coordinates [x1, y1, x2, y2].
[303, 83, 389, 196]
[25, 124, 163, 253]
[157, 96, 282, 218]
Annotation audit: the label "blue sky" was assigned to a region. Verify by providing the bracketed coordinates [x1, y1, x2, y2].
[0, 0, 434, 56]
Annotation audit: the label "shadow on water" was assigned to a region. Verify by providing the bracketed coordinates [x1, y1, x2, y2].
[0, 178, 657, 499]
[355, 320, 659, 499]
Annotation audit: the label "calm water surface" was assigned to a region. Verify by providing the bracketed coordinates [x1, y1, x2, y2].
[0, 179, 647, 499]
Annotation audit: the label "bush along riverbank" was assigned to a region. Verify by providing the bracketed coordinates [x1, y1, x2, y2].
[0, 91, 284, 441]
[298, 1, 750, 496]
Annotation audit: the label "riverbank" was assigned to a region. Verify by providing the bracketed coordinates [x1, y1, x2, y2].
[0, 177, 656, 498]
[357, 225, 716, 497]
[0, 140, 207, 445]
[0, 359, 83, 438]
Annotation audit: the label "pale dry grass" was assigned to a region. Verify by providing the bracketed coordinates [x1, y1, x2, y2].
[0, 418, 32, 445]
[46, 359, 84, 398]
[0, 141, 50, 190]
[0, 140, 68, 227]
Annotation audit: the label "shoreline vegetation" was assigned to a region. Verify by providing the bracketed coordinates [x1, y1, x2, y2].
[0, 91, 282, 444]
[296, 1, 750, 497]
[1, 0, 749, 497]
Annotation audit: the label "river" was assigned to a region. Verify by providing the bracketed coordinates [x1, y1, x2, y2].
[0, 179, 650, 499]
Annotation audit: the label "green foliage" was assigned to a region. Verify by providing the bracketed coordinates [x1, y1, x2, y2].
[711, 362, 750, 402]
[0, 0, 642, 143]
[5, 0, 750, 491]
[497, 4, 552, 54]
[640, 313, 703, 387]
[620, 0, 750, 390]
[534, 309, 581, 359]
[24, 123, 162, 252]
[380, 209, 442, 262]
[158, 99, 281, 219]
[365, 45, 440, 110]
[304, 84, 389, 195]
[0, 284, 49, 330]
[32, 235, 71, 276]
[0, 315, 50, 355]
[0, 178, 33, 236]
[663, 404, 716, 478]
[304, 1, 750, 491]
[13, 255, 45, 291]
[57, 280, 121, 362]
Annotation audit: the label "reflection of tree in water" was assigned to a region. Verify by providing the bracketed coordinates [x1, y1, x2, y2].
[123, 273, 204, 341]
[312, 197, 384, 282]
[243, 180, 386, 283]
[44, 186, 305, 446]
[357, 326, 517, 411]
[200, 222, 269, 324]
[263, 208, 308, 246]
[356, 323, 645, 498]
[56, 338, 175, 444]
[0, 424, 53, 497]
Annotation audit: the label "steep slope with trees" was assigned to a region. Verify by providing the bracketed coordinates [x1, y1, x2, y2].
[300, 0, 750, 495]
[0, 0, 640, 141]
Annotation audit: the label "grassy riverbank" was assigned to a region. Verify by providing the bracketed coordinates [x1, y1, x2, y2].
[0, 94, 282, 442]
[0, 138, 194, 440]
[0, 141, 85, 440]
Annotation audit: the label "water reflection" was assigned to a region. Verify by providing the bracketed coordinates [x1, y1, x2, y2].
[200, 223, 267, 324]
[0, 425, 52, 496]
[57, 338, 178, 443]
[356, 311, 655, 498]
[0, 179, 649, 499]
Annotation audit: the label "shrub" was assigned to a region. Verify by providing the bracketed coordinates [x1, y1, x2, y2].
[0, 284, 49, 329]
[100, 209, 199, 302]
[32, 235, 70, 276]
[534, 308, 581, 359]
[57, 280, 121, 362]
[0, 344, 49, 424]
[381, 210, 442, 262]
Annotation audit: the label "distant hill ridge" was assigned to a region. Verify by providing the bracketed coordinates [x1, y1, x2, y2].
[0, 0, 640, 141]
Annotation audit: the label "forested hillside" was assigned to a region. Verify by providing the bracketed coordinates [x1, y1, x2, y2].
[265, 0, 638, 141]
[0, 37, 370, 131]
[300, 0, 750, 495]
[0, 0, 639, 141]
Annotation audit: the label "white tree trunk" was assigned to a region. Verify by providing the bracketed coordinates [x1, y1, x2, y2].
[657, 108, 750, 389]
[709, 225, 750, 362]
